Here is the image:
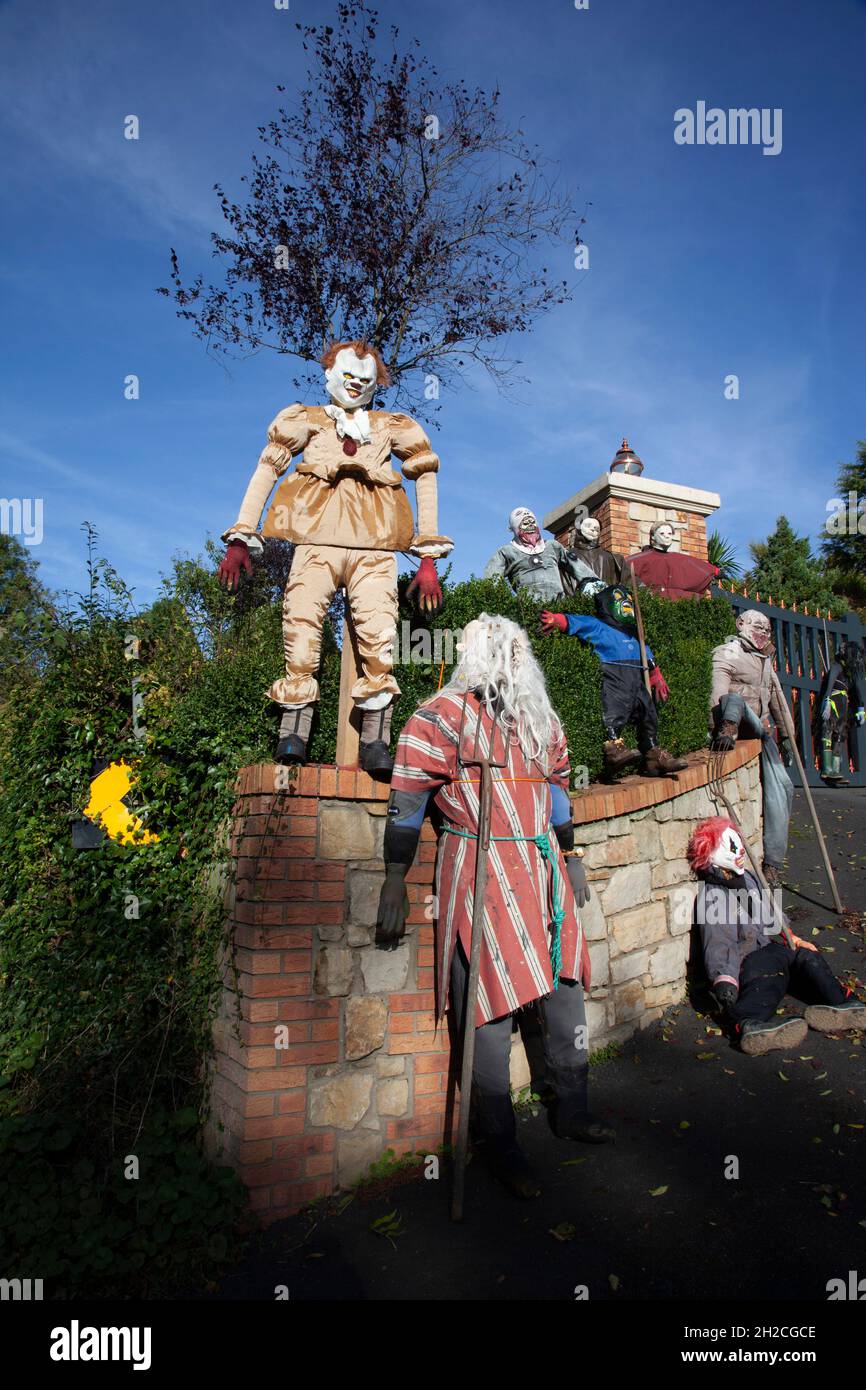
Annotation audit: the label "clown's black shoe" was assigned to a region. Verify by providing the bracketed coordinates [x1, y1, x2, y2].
[359, 739, 394, 777]
[739, 1016, 806, 1055]
[805, 999, 866, 1032]
[276, 734, 308, 764]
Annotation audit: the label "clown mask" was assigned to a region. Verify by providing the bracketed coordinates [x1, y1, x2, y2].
[324, 347, 378, 411]
[576, 516, 601, 547]
[650, 522, 675, 551]
[509, 508, 542, 548]
[737, 610, 772, 652]
[710, 824, 746, 876]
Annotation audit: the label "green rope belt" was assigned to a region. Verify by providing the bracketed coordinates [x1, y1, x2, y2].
[441, 824, 564, 989]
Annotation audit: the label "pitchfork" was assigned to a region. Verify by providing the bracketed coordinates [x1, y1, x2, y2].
[450, 689, 509, 1222]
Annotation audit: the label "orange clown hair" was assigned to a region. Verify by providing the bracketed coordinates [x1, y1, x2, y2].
[320, 339, 391, 386]
[687, 816, 739, 873]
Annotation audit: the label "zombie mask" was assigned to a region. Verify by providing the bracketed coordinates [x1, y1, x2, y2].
[595, 584, 635, 631]
[576, 516, 601, 547]
[324, 347, 379, 411]
[649, 522, 674, 551]
[737, 609, 772, 652]
[509, 507, 542, 548]
[710, 824, 746, 876]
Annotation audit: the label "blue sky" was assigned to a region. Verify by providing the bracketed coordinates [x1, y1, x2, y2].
[2, 0, 865, 603]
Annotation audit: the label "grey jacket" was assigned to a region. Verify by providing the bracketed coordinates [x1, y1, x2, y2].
[709, 634, 787, 732]
[696, 868, 782, 987]
[483, 539, 594, 601]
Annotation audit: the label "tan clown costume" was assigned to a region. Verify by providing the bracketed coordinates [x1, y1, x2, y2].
[219, 341, 452, 770]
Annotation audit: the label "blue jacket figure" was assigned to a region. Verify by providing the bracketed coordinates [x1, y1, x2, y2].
[541, 583, 687, 779]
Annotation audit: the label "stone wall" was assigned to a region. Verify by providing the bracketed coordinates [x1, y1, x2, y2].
[204, 743, 762, 1223]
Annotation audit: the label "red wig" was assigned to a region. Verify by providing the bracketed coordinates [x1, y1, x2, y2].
[320, 339, 391, 386]
[687, 816, 739, 873]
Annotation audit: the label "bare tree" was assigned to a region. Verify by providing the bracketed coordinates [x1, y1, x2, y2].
[158, 1, 581, 412]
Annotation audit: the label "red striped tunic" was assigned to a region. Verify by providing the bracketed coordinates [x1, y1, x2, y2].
[391, 689, 589, 1026]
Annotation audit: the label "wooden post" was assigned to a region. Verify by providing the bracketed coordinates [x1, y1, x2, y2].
[336, 615, 363, 767]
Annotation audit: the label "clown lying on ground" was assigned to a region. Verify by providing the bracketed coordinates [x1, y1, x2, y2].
[688, 816, 866, 1055]
[540, 583, 687, 779]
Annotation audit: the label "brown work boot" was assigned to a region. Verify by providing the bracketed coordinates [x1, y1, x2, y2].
[603, 739, 642, 775]
[642, 747, 687, 777]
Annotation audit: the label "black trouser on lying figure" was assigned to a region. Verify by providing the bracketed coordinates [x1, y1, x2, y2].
[728, 941, 848, 1026]
[450, 939, 589, 1128]
[601, 663, 658, 751]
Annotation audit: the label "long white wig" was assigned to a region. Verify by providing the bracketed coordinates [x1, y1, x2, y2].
[443, 612, 560, 770]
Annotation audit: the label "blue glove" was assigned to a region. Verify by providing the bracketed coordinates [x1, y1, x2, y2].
[856, 707, 865, 727]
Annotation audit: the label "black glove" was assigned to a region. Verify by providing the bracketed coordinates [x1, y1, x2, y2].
[711, 981, 738, 1013]
[375, 864, 409, 951]
[712, 732, 736, 752]
[566, 855, 590, 907]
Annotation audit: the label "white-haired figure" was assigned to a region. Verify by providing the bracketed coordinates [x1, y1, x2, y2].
[483, 507, 595, 602]
[376, 613, 614, 1200]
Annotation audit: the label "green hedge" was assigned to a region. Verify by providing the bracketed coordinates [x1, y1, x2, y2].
[309, 575, 735, 779]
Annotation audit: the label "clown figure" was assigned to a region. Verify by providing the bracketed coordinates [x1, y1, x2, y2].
[689, 816, 866, 1055]
[218, 340, 453, 772]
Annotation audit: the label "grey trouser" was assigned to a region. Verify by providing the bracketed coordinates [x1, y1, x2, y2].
[450, 940, 588, 1098]
[718, 692, 793, 869]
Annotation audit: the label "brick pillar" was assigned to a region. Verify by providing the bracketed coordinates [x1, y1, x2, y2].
[544, 472, 720, 562]
[205, 764, 452, 1225]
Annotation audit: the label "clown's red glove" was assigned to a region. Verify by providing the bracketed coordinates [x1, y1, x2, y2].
[649, 666, 670, 703]
[540, 611, 568, 634]
[406, 556, 442, 613]
[218, 538, 253, 591]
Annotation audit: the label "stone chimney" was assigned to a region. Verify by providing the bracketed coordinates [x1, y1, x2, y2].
[543, 439, 721, 561]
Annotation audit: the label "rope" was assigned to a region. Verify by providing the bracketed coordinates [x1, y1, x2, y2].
[441, 825, 565, 988]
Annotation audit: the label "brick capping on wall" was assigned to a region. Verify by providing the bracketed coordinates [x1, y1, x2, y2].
[206, 741, 763, 1224]
[235, 738, 760, 818]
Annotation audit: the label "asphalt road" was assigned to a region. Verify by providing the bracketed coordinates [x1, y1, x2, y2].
[207, 787, 866, 1302]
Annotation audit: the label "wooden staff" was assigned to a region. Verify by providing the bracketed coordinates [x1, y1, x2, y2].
[769, 668, 843, 915]
[626, 564, 652, 695]
[451, 692, 507, 1222]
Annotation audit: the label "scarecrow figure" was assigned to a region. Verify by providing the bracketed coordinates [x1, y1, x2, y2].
[218, 340, 452, 772]
[709, 609, 793, 887]
[376, 614, 613, 1200]
[625, 521, 718, 600]
[689, 816, 866, 1055]
[564, 514, 624, 590]
[484, 507, 595, 602]
[541, 584, 687, 779]
[815, 640, 866, 784]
